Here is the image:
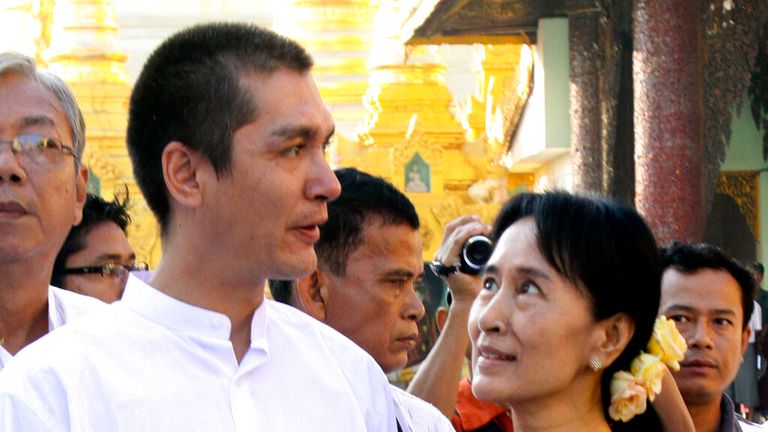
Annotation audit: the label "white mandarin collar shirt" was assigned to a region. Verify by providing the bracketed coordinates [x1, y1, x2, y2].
[0, 286, 104, 370]
[0, 273, 397, 431]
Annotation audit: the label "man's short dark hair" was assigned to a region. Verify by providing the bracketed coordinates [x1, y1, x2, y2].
[127, 22, 313, 231]
[751, 261, 764, 278]
[51, 193, 132, 288]
[268, 279, 295, 305]
[316, 168, 420, 276]
[660, 242, 756, 330]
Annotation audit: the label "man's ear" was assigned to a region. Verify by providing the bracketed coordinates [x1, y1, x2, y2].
[161, 141, 205, 209]
[296, 270, 327, 322]
[72, 163, 89, 226]
[741, 325, 751, 357]
[591, 312, 635, 370]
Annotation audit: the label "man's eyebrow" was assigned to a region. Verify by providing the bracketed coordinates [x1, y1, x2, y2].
[711, 308, 738, 316]
[18, 115, 56, 129]
[268, 124, 335, 145]
[94, 253, 131, 262]
[663, 304, 697, 313]
[663, 304, 737, 316]
[381, 269, 417, 279]
[270, 125, 313, 140]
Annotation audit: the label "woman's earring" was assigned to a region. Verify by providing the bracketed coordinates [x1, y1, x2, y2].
[590, 357, 602, 372]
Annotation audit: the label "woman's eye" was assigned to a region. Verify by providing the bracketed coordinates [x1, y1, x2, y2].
[519, 281, 540, 295]
[482, 278, 498, 292]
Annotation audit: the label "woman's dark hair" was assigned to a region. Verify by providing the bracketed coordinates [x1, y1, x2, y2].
[492, 191, 662, 429]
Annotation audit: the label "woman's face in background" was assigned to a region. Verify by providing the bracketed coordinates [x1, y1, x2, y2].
[469, 217, 600, 407]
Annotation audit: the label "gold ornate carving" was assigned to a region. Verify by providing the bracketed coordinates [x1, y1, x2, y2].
[717, 171, 760, 238]
[393, 131, 445, 166]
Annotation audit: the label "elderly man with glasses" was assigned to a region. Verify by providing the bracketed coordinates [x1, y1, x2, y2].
[52, 193, 148, 303]
[0, 52, 104, 371]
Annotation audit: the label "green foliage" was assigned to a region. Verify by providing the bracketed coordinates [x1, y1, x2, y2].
[749, 24, 768, 160]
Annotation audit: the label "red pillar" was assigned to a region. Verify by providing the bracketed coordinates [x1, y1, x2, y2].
[633, 0, 704, 245]
[570, 10, 603, 194]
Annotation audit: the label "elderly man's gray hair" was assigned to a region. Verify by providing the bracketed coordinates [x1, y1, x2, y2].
[0, 52, 86, 160]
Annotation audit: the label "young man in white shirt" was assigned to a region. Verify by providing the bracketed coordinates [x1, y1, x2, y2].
[0, 23, 395, 431]
[0, 52, 104, 371]
[271, 168, 453, 432]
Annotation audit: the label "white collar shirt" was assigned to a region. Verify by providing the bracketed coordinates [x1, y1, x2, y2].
[0, 273, 397, 431]
[390, 385, 453, 432]
[0, 286, 104, 371]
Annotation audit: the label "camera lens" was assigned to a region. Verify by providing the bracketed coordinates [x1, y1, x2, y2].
[459, 235, 493, 275]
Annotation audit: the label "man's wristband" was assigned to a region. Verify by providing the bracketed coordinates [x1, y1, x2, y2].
[430, 260, 459, 277]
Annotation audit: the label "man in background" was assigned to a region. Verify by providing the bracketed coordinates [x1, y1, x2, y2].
[0, 52, 103, 371]
[51, 192, 146, 303]
[659, 242, 765, 431]
[273, 167, 452, 431]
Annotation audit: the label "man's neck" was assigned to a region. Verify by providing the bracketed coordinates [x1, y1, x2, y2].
[149, 242, 265, 364]
[686, 397, 723, 432]
[0, 260, 53, 355]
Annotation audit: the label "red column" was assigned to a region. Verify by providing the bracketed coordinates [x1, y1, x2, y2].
[570, 10, 603, 194]
[633, 0, 704, 245]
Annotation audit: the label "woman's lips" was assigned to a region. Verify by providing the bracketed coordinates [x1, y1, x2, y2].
[476, 345, 517, 371]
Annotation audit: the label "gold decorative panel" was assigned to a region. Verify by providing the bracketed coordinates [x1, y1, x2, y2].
[717, 171, 760, 238]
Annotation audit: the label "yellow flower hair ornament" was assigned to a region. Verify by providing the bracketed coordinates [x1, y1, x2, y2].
[608, 316, 688, 422]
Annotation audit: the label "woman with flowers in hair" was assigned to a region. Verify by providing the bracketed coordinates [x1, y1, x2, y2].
[469, 191, 692, 431]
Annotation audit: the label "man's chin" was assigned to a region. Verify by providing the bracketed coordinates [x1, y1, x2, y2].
[677, 384, 725, 406]
[269, 253, 317, 280]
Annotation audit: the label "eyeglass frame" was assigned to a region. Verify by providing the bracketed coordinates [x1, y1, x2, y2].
[0, 133, 80, 166]
[59, 262, 149, 278]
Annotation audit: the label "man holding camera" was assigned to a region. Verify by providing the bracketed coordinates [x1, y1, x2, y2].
[274, 167, 452, 431]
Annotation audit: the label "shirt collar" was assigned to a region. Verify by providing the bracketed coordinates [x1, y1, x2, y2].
[718, 393, 740, 432]
[121, 271, 269, 353]
[47, 285, 66, 330]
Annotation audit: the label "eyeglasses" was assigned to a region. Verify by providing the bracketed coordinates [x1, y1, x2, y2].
[0, 134, 79, 166]
[60, 262, 149, 279]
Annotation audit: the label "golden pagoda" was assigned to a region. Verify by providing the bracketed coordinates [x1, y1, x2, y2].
[43, 0, 161, 266]
[273, 0, 379, 141]
[338, 1, 532, 259]
[0, 1, 535, 265]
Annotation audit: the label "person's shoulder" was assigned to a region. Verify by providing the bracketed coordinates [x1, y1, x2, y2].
[390, 384, 453, 431]
[49, 286, 106, 316]
[7, 300, 139, 374]
[264, 299, 387, 378]
[265, 299, 362, 351]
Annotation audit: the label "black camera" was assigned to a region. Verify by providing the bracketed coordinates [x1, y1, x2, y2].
[458, 235, 493, 275]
